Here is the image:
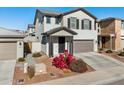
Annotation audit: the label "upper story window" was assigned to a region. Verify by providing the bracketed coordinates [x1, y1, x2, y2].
[46, 16, 51, 24]
[68, 17, 79, 29]
[70, 17, 77, 29]
[82, 19, 91, 30]
[121, 22, 124, 30]
[55, 18, 60, 24]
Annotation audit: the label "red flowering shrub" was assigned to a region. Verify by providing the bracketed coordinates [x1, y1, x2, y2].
[52, 50, 75, 69]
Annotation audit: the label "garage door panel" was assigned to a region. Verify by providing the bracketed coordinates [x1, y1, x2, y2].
[0, 42, 17, 60]
[73, 40, 93, 53]
[121, 39, 124, 49]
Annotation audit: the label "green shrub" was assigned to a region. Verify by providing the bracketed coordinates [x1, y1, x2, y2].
[106, 49, 113, 53]
[118, 52, 124, 56]
[18, 57, 25, 62]
[98, 48, 103, 53]
[69, 59, 87, 73]
[32, 52, 42, 57]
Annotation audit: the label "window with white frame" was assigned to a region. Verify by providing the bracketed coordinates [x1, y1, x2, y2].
[70, 17, 77, 29]
[82, 19, 91, 30]
[55, 17, 60, 24]
[46, 16, 51, 24]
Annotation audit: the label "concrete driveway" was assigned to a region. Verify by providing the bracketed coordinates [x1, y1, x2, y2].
[74, 52, 124, 70]
[0, 60, 16, 85]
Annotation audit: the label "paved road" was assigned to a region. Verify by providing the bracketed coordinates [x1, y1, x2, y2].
[0, 60, 16, 85]
[74, 52, 124, 70]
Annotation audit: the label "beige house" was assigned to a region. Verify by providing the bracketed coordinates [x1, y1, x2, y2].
[98, 17, 124, 51]
[0, 27, 24, 60]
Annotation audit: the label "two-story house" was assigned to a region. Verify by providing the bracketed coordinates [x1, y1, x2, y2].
[98, 17, 124, 51]
[33, 8, 98, 56]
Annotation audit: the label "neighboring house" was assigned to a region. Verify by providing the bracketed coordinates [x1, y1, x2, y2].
[0, 27, 24, 60]
[26, 24, 35, 36]
[98, 17, 124, 51]
[33, 8, 98, 57]
[24, 24, 41, 55]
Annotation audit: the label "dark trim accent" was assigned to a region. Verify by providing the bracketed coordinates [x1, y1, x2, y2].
[94, 21, 96, 30]
[76, 19, 79, 29]
[81, 20, 84, 29]
[73, 39, 94, 41]
[89, 20, 92, 30]
[41, 27, 77, 35]
[71, 37, 73, 55]
[35, 8, 97, 20]
[34, 9, 39, 25]
[68, 18, 70, 28]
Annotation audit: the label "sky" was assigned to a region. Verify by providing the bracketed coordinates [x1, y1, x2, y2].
[0, 7, 124, 31]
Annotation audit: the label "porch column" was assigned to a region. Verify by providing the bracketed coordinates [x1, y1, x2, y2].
[49, 36, 53, 57]
[99, 36, 102, 49]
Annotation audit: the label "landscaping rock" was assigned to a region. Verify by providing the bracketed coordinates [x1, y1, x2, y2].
[35, 63, 47, 75]
[69, 59, 88, 73]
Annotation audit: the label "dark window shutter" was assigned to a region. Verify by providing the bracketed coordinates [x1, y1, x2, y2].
[82, 20, 84, 29]
[68, 18, 70, 28]
[89, 21, 92, 30]
[94, 22, 96, 30]
[76, 19, 79, 29]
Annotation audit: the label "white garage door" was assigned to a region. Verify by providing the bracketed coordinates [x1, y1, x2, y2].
[73, 40, 94, 53]
[0, 42, 17, 60]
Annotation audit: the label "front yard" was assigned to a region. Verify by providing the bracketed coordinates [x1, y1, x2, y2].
[99, 49, 124, 63]
[13, 51, 94, 85]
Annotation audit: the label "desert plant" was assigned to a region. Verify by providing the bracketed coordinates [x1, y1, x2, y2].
[27, 65, 35, 79]
[69, 59, 88, 73]
[106, 49, 113, 53]
[98, 48, 103, 53]
[52, 50, 75, 69]
[32, 52, 42, 57]
[118, 51, 124, 56]
[17, 57, 25, 62]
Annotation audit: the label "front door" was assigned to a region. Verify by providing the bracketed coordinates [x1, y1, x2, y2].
[102, 37, 106, 48]
[59, 37, 65, 53]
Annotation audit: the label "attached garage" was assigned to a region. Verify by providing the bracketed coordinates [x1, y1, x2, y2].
[0, 42, 17, 60]
[73, 40, 94, 53]
[0, 27, 24, 60]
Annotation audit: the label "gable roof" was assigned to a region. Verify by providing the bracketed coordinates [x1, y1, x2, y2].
[0, 27, 24, 38]
[99, 17, 124, 22]
[41, 27, 77, 35]
[34, 8, 97, 24]
[38, 9, 62, 17]
[62, 8, 97, 19]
